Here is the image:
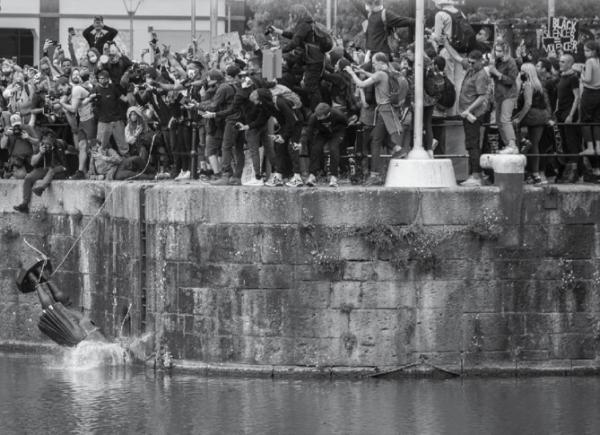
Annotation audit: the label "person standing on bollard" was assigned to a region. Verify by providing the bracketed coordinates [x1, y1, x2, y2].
[458, 50, 491, 187]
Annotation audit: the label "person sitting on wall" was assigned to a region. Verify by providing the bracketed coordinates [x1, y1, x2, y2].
[83, 16, 119, 54]
[13, 129, 67, 214]
[0, 113, 37, 180]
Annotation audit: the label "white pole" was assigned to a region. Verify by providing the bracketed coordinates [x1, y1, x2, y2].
[210, 0, 218, 50]
[326, 0, 332, 30]
[191, 0, 196, 49]
[333, 0, 338, 34]
[408, 0, 428, 159]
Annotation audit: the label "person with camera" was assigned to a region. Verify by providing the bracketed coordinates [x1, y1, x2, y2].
[100, 43, 133, 91]
[13, 129, 67, 213]
[83, 16, 118, 54]
[59, 70, 96, 179]
[0, 113, 37, 180]
[91, 69, 129, 156]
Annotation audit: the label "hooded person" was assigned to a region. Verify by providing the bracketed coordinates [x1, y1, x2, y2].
[363, 0, 414, 62]
[125, 105, 151, 160]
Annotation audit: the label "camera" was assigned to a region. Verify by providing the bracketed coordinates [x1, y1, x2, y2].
[129, 63, 145, 85]
[12, 125, 22, 137]
[264, 25, 274, 36]
[520, 72, 528, 82]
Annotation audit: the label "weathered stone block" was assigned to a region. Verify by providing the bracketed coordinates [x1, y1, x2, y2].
[419, 280, 464, 310]
[259, 264, 296, 289]
[259, 225, 301, 264]
[330, 281, 362, 309]
[342, 261, 376, 281]
[362, 281, 417, 309]
[549, 333, 597, 359]
[339, 236, 372, 261]
[416, 308, 461, 352]
[546, 224, 595, 259]
[288, 281, 331, 309]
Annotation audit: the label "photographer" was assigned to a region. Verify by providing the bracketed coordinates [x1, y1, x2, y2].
[13, 129, 67, 214]
[83, 16, 118, 53]
[0, 114, 37, 179]
[100, 43, 133, 91]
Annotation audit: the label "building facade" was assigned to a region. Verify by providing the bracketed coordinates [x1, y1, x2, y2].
[0, 0, 229, 65]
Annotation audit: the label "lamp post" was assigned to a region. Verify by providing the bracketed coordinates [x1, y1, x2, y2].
[191, 0, 196, 50]
[123, 0, 143, 58]
[210, 0, 218, 50]
[407, 0, 427, 159]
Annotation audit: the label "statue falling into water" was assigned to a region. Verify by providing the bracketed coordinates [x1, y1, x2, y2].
[16, 259, 105, 346]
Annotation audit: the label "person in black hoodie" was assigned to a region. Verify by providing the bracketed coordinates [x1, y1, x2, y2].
[364, 0, 414, 62]
[270, 5, 324, 111]
[301, 102, 347, 188]
[203, 65, 250, 186]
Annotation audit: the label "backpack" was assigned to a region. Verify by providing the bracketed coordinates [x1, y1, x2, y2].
[424, 68, 446, 99]
[436, 75, 456, 109]
[448, 11, 476, 53]
[385, 70, 408, 108]
[270, 84, 303, 110]
[312, 22, 334, 53]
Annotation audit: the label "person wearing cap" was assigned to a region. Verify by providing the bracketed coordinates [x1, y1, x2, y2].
[13, 129, 67, 213]
[100, 43, 132, 89]
[203, 64, 250, 186]
[345, 52, 409, 186]
[363, 0, 414, 63]
[92, 69, 129, 156]
[83, 16, 118, 54]
[300, 102, 347, 188]
[458, 50, 491, 187]
[0, 113, 37, 180]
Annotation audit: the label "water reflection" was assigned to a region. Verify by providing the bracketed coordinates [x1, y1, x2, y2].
[0, 354, 599, 434]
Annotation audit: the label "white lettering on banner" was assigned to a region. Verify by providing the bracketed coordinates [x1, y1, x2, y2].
[543, 17, 579, 55]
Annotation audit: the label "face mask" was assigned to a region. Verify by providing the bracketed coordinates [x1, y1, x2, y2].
[88, 54, 97, 64]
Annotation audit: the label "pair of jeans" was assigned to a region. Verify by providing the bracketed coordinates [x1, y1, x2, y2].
[245, 124, 271, 178]
[309, 134, 343, 177]
[21, 166, 66, 205]
[371, 112, 402, 174]
[463, 117, 483, 174]
[97, 121, 128, 156]
[221, 120, 245, 178]
[495, 97, 517, 146]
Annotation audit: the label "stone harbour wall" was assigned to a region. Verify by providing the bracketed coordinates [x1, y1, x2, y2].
[2, 180, 600, 375]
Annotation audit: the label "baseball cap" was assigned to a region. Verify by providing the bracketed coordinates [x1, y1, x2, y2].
[9, 113, 22, 126]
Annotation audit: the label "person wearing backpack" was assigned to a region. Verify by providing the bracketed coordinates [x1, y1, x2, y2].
[269, 5, 327, 111]
[363, 0, 414, 63]
[431, 0, 474, 115]
[345, 52, 408, 186]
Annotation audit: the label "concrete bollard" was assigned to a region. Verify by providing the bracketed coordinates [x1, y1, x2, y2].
[480, 154, 526, 245]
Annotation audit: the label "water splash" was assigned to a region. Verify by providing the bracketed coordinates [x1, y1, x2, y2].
[54, 340, 131, 370]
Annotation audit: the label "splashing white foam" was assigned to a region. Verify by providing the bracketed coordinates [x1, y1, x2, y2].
[57, 340, 131, 370]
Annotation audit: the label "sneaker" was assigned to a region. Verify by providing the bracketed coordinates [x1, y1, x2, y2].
[69, 170, 85, 180]
[285, 174, 304, 187]
[174, 169, 184, 180]
[364, 173, 383, 186]
[179, 170, 191, 180]
[155, 172, 171, 180]
[32, 186, 46, 197]
[519, 139, 532, 154]
[460, 175, 483, 187]
[532, 174, 548, 186]
[427, 150, 434, 159]
[305, 174, 317, 187]
[265, 173, 283, 187]
[498, 145, 519, 155]
[211, 175, 231, 186]
[329, 175, 338, 188]
[245, 177, 264, 186]
[580, 147, 596, 156]
[228, 176, 242, 186]
[13, 203, 29, 213]
[391, 146, 408, 159]
[432, 138, 439, 152]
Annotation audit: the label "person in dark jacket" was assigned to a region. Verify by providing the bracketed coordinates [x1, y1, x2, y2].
[301, 102, 347, 187]
[270, 5, 325, 111]
[364, 0, 414, 62]
[83, 16, 118, 53]
[203, 65, 250, 185]
[13, 129, 67, 213]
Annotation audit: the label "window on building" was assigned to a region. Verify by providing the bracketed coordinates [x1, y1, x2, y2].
[0, 29, 34, 66]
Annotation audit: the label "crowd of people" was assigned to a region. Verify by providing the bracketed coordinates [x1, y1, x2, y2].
[2, 0, 600, 213]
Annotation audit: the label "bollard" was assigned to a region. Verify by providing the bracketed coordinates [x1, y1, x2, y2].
[480, 154, 526, 245]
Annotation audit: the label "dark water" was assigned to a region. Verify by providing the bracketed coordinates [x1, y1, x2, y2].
[1, 353, 599, 435]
